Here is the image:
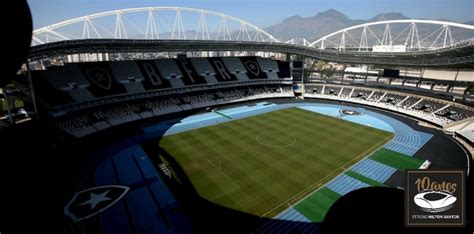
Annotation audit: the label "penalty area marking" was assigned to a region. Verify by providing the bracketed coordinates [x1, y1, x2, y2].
[194, 151, 240, 191]
[255, 131, 296, 148]
[195, 151, 224, 171]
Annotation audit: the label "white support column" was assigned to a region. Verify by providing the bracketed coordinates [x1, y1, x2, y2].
[414, 23, 421, 50]
[88, 18, 102, 38]
[348, 88, 355, 97]
[179, 11, 186, 39]
[443, 25, 449, 47]
[195, 11, 208, 40]
[243, 23, 251, 41]
[430, 25, 446, 48]
[409, 98, 424, 109]
[172, 9, 185, 39]
[222, 17, 231, 40]
[216, 15, 225, 40]
[432, 104, 450, 115]
[366, 90, 375, 100]
[397, 96, 410, 107]
[448, 26, 453, 46]
[82, 21, 90, 39]
[146, 11, 159, 39]
[338, 87, 344, 97]
[236, 22, 243, 41]
[114, 12, 128, 39]
[114, 13, 121, 38]
[382, 23, 392, 46]
[377, 93, 387, 102]
[339, 31, 346, 51]
[359, 26, 368, 51]
[201, 12, 210, 40]
[405, 23, 420, 50]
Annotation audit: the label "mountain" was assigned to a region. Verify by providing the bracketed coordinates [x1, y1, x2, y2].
[265, 9, 411, 41]
[265, 9, 355, 42]
[369, 12, 409, 22]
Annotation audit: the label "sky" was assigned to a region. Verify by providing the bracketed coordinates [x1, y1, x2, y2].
[28, 0, 474, 29]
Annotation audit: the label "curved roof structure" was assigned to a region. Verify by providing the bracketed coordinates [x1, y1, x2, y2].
[309, 19, 474, 51]
[32, 7, 279, 46]
[33, 7, 474, 53]
[29, 7, 474, 67]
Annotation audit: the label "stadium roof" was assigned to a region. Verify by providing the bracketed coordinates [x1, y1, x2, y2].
[29, 39, 474, 68]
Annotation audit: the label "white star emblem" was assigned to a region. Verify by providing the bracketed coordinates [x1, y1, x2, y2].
[80, 190, 112, 210]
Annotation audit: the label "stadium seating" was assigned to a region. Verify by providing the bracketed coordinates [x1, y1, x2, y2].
[303, 84, 473, 127]
[33, 56, 292, 108]
[256, 57, 280, 79]
[55, 85, 294, 137]
[109, 61, 146, 94]
[32, 56, 473, 137]
[221, 57, 250, 81]
[189, 58, 219, 84]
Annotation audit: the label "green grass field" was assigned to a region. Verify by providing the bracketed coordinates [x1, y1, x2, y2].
[157, 107, 393, 217]
[370, 148, 425, 170]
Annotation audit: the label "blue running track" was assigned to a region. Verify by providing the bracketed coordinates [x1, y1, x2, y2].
[326, 174, 371, 196]
[351, 159, 397, 183]
[255, 207, 320, 234]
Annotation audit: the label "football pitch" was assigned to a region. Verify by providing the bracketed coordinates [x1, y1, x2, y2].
[157, 107, 393, 218]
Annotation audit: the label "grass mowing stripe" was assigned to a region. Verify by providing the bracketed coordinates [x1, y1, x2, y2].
[370, 148, 425, 170]
[345, 170, 388, 187]
[294, 187, 341, 222]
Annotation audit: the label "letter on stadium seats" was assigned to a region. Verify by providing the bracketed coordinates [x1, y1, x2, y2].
[142, 63, 163, 85]
[212, 60, 231, 80]
[180, 60, 196, 83]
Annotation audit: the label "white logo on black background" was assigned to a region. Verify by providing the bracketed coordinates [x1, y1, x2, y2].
[244, 60, 260, 76]
[406, 170, 464, 227]
[86, 67, 112, 90]
[414, 190, 457, 213]
[64, 185, 129, 223]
